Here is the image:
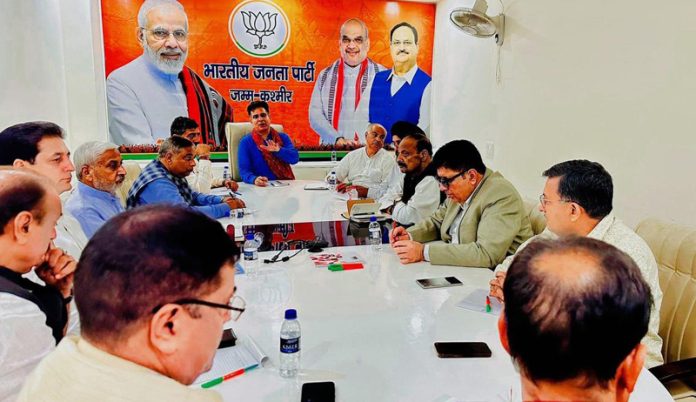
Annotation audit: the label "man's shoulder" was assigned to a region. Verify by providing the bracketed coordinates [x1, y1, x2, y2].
[603, 219, 656, 263]
[374, 69, 391, 80]
[415, 67, 433, 80]
[107, 56, 146, 85]
[0, 292, 45, 317]
[481, 171, 521, 199]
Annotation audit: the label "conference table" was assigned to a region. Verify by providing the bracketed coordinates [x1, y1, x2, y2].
[209, 181, 672, 401]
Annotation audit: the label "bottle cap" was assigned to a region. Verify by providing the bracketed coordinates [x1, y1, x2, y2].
[245, 233, 254, 240]
[284, 309, 297, 320]
[370, 216, 377, 222]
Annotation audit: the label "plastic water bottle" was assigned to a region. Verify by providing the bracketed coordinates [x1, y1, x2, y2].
[279, 309, 301, 378]
[223, 166, 230, 180]
[330, 150, 337, 162]
[327, 170, 337, 192]
[368, 216, 382, 251]
[243, 233, 259, 276]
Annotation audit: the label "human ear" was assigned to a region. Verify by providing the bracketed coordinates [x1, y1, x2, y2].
[13, 211, 34, 244]
[149, 305, 183, 355]
[614, 343, 645, 401]
[497, 313, 511, 355]
[81, 165, 93, 181]
[12, 159, 27, 169]
[569, 202, 583, 222]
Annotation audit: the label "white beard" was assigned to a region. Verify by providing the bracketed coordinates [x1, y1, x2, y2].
[143, 43, 188, 75]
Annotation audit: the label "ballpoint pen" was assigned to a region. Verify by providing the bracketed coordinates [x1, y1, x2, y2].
[200, 363, 259, 388]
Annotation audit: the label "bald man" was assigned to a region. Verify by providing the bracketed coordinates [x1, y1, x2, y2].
[332, 123, 396, 199]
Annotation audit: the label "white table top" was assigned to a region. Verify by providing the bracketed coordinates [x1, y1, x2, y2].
[214, 180, 347, 228]
[212, 245, 672, 402]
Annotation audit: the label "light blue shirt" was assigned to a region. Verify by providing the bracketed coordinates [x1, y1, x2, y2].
[106, 55, 188, 145]
[137, 178, 230, 219]
[65, 182, 125, 238]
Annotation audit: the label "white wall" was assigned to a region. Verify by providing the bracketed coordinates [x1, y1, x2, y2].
[0, 0, 106, 149]
[432, 0, 696, 228]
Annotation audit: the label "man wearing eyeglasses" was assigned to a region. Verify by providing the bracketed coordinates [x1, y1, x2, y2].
[390, 140, 532, 267]
[18, 205, 244, 402]
[309, 18, 386, 145]
[488, 160, 664, 367]
[106, 0, 233, 146]
[367, 22, 432, 143]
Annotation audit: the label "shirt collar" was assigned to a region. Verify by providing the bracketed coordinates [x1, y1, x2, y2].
[362, 147, 384, 159]
[586, 212, 616, 240]
[460, 168, 488, 208]
[77, 181, 118, 202]
[387, 64, 419, 84]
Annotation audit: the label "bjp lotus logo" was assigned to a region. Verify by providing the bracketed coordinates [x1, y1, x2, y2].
[230, 0, 290, 58]
[241, 11, 277, 50]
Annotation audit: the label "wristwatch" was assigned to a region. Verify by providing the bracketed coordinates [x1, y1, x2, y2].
[63, 289, 74, 304]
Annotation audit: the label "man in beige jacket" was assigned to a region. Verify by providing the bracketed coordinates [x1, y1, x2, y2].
[391, 140, 532, 267]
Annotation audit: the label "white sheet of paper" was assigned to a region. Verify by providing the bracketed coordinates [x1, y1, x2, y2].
[456, 288, 503, 316]
[193, 336, 267, 385]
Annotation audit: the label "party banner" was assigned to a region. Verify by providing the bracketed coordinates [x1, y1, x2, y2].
[102, 0, 435, 147]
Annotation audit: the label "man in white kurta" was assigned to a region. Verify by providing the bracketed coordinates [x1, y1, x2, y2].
[389, 133, 440, 226]
[333, 124, 395, 200]
[309, 18, 385, 145]
[489, 160, 663, 367]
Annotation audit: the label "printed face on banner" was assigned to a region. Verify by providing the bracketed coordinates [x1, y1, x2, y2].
[139, 5, 189, 74]
[339, 20, 370, 67]
[102, 0, 435, 148]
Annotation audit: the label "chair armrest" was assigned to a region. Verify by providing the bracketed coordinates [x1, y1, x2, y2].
[649, 357, 696, 383]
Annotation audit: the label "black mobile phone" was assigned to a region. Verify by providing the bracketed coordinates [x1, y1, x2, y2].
[301, 381, 335, 402]
[218, 328, 237, 349]
[416, 276, 463, 289]
[434, 342, 492, 358]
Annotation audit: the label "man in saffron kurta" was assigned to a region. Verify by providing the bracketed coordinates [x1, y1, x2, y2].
[368, 22, 432, 143]
[238, 101, 299, 186]
[309, 18, 385, 145]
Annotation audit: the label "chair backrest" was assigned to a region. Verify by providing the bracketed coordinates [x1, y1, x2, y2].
[635, 218, 696, 363]
[115, 160, 143, 207]
[523, 199, 547, 235]
[225, 123, 284, 182]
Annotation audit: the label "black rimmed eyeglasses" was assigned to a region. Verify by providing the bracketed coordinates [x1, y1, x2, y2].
[437, 170, 467, 188]
[151, 295, 246, 322]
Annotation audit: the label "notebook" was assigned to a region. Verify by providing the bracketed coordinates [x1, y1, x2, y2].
[193, 335, 268, 386]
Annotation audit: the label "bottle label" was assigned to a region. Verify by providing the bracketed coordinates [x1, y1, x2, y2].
[243, 249, 257, 260]
[280, 336, 300, 353]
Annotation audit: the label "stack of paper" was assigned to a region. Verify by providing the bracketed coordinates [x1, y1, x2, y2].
[193, 336, 268, 386]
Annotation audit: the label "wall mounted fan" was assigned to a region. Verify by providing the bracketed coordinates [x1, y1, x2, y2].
[450, 0, 505, 46]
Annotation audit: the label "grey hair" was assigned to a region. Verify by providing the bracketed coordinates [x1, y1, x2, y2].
[340, 18, 369, 40]
[73, 141, 119, 180]
[365, 122, 386, 133]
[137, 0, 188, 29]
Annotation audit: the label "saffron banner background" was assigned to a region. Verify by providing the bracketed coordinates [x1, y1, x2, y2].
[101, 0, 435, 146]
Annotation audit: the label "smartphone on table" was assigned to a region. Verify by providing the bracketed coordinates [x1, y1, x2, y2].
[434, 342, 492, 358]
[416, 276, 463, 289]
[301, 381, 335, 402]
